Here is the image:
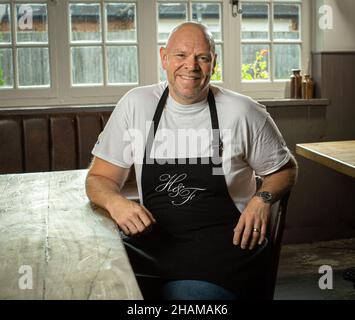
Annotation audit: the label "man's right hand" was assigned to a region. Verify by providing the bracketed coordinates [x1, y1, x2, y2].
[109, 197, 157, 236]
[86, 156, 157, 237]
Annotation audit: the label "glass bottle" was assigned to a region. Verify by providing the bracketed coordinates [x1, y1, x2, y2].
[302, 74, 314, 99]
[292, 69, 302, 99]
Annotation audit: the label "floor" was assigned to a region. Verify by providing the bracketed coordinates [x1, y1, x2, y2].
[275, 238, 355, 300]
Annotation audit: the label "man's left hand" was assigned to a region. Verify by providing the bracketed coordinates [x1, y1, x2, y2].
[233, 196, 271, 250]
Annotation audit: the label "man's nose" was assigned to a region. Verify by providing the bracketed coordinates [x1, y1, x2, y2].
[184, 56, 200, 70]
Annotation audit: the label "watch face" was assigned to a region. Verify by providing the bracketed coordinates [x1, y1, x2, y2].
[258, 191, 272, 202]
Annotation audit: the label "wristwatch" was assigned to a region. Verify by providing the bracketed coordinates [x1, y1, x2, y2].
[254, 191, 273, 204]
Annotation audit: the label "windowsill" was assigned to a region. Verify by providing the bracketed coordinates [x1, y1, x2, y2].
[0, 98, 330, 112]
[259, 98, 330, 108]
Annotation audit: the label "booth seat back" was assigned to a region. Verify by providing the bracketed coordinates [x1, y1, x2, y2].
[0, 106, 113, 174]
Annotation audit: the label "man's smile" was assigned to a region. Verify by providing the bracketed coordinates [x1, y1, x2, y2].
[178, 75, 201, 81]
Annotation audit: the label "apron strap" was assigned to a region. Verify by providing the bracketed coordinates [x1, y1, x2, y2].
[143, 86, 223, 163]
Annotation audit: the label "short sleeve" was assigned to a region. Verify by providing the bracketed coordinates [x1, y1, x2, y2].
[246, 116, 291, 176]
[91, 97, 134, 168]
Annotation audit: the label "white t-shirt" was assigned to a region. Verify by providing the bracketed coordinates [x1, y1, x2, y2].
[92, 82, 291, 212]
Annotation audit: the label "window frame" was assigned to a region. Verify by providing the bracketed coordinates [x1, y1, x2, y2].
[0, 0, 311, 107]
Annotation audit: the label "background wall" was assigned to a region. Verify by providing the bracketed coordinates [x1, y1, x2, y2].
[314, 0, 355, 52]
[274, 0, 355, 244]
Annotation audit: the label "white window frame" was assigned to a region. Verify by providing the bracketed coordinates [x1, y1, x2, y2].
[0, 0, 311, 107]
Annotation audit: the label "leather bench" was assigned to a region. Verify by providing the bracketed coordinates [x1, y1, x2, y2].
[0, 106, 137, 196]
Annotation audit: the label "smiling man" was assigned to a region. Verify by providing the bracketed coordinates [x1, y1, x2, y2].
[86, 22, 298, 300]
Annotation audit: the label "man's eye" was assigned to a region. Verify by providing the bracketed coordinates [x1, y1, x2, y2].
[176, 54, 185, 58]
[199, 56, 210, 62]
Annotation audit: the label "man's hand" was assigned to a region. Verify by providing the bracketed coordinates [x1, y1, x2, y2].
[86, 156, 156, 237]
[233, 196, 271, 250]
[109, 197, 157, 236]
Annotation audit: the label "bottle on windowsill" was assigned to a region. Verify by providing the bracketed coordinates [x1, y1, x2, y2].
[302, 74, 314, 99]
[290, 69, 302, 99]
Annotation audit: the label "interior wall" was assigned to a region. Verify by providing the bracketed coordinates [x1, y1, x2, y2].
[313, 0, 355, 52]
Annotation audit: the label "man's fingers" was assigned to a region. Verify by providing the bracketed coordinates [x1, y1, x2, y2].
[142, 205, 157, 223]
[137, 210, 154, 228]
[126, 220, 139, 235]
[249, 227, 261, 250]
[258, 223, 267, 245]
[233, 219, 245, 245]
[240, 226, 252, 249]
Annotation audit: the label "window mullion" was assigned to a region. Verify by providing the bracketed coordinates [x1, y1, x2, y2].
[10, 1, 18, 88]
[101, 0, 108, 86]
[270, 0, 274, 82]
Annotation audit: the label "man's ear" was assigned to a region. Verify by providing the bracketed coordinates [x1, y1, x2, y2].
[160, 47, 168, 70]
[212, 53, 217, 75]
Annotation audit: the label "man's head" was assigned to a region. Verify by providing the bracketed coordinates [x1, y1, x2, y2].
[160, 22, 217, 105]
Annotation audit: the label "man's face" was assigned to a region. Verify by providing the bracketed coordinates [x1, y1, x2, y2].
[160, 26, 217, 105]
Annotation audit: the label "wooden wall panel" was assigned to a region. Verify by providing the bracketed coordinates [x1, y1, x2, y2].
[50, 117, 77, 171]
[23, 117, 50, 172]
[76, 115, 102, 169]
[0, 119, 23, 173]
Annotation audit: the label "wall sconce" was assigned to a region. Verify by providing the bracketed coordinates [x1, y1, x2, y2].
[230, 0, 243, 17]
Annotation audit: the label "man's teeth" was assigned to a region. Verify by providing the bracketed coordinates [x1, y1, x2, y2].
[180, 76, 199, 80]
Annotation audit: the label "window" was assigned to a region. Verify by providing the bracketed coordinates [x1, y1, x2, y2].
[0, 1, 50, 88]
[69, 2, 138, 85]
[0, 0, 310, 106]
[241, 0, 302, 82]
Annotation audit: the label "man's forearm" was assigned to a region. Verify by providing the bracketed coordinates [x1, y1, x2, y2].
[85, 175, 127, 213]
[258, 156, 298, 203]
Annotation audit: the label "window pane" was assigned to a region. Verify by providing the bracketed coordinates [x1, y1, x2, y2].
[107, 46, 138, 84]
[211, 44, 222, 82]
[71, 46, 103, 85]
[17, 47, 50, 86]
[242, 44, 270, 81]
[192, 3, 221, 41]
[0, 48, 13, 88]
[242, 3, 269, 40]
[70, 3, 101, 42]
[106, 3, 136, 42]
[16, 4, 48, 43]
[274, 44, 300, 80]
[158, 3, 187, 42]
[0, 3, 11, 43]
[273, 4, 300, 40]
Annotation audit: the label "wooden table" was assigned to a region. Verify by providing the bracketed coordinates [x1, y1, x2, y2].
[296, 140, 355, 178]
[0, 170, 143, 300]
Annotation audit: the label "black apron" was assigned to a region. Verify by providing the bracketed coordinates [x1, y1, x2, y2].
[122, 86, 269, 297]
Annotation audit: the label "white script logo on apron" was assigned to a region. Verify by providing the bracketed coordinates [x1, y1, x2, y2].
[155, 173, 207, 206]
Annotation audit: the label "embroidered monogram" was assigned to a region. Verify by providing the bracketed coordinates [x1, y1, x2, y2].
[155, 173, 207, 206]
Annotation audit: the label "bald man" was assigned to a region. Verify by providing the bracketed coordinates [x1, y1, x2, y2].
[86, 22, 298, 300]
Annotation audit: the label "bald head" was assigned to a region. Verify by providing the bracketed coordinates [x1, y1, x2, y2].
[166, 22, 215, 54]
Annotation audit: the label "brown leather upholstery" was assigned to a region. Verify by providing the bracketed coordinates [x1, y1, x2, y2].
[0, 107, 113, 173]
[0, 106, 137, 200]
